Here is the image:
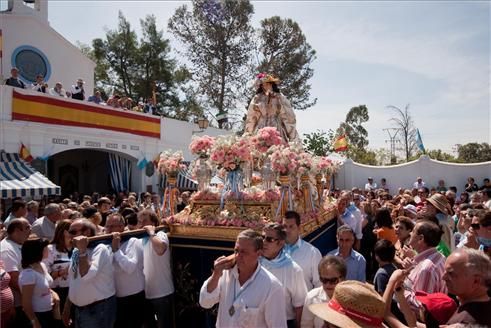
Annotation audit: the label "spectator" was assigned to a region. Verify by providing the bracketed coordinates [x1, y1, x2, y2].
[97, 197, 113, 227]
[176, 191, 191, 213]
[301, 256, 347, 328]
[394, 216, 414, 267]
[460, 191, 470, 204]
[19, 238, 60, 328]
[0, 218, 31, 326]
[283, 210, 322, 290]
[87, 91, 103, 104]
[82, 206, 104, 234]
[31, 75, 47, 93]
[3, 199, 27, 227]
[373, 208, 398, 245]
[423, 193, 455, 255]
[260, 222, 307, 328]
[483, 188, 491, 209]
[336, 192, 363, 250]
[4, 67, 25, 89]
[328, 225, 366, 282]
[413, 177, 426, 189]
[365, 177, 377, 191]
[43, 220, 72, 311]
[373, 239, 396, 294]
[199, 229, 286, 327]
[415, 187, 429, 210]
[49, 82, 67, 97]
[31, 203, 62, 240]
[63, 219, 116, 328]
[480, 178, 491, 190]
[308, 280, 385, 328]
[380, 178, 390, 193]
[464, 177, 479, 193]
[0, 259, 15, 327]
[436, 179, 447, 193]
[26, 200, 39, 225]
[404, 220, 447, 310]
[71, 78, 85, 101]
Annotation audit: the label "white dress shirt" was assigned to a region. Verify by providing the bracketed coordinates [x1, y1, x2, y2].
[199, 263, 287, 328]
[112, 238, 145, 297]
[300, 287, 329, 328]
[68, 243, 115, 307]
[288, 238, 322, 290]
[31, 217, 56, 240]
[364, 182, 377, 191]
[0, 238, 22, 306]
[262, 257, 308, 320]
[142, 231, 174, 299]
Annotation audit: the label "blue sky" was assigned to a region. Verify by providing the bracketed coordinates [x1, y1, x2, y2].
[43, 0, 490, 155]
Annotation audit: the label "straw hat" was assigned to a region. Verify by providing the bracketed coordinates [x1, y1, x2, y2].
[426, 193, 452, 215]
[308, 280, 385, 328]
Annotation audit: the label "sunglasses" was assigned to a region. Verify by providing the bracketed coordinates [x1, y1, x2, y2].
[320, 276, 341, 285]
[262, 236, 279, 243]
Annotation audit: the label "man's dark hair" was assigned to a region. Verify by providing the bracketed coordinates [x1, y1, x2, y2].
[395, 216, 415, 231]
[11, 200, 26, 213]
[449, 186, 457, 193]
[138, 210, 159, 226]
[22, 238, 49, 268]
[336, 224, 355, 238]
[374, 239, 396, 262]
[284, 210, 301, 226]
[416, 220, 443, 247]
[125, 212, 138, 226]
[375, 208, 393, 228]
[264, 223, 287, 241]
[7, 218, 27, 235]
[237, 229, 263, 251]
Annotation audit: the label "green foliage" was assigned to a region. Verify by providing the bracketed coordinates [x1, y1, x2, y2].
[168, 0, 255, 128]
[256, 16, 317, 111]
[337, 105, 370, 158]
[426, 149, 456, 162]
[456, 143, 491, 163]
[351, 148, 377, 165]
[302, 130, 334, 156]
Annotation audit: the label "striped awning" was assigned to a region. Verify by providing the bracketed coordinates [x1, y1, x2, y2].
[0, 151, 61, 198]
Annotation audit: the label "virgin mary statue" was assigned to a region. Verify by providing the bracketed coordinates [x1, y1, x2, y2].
[244, 73, 300, 144]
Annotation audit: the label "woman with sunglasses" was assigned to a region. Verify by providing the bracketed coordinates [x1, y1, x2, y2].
[300, 255, 346, 328]
[43, 220, 72, 311]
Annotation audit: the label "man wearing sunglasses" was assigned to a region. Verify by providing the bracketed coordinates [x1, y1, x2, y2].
[62, 219, 116, 328]
[260, 223, 307, 328]
[462, 210, 491, 257]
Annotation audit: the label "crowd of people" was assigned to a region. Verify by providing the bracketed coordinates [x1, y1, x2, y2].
[0, 174, 490, 328]
[3, 67, 161, 116]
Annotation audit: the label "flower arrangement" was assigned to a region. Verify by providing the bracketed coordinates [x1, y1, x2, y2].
[312, 156, 334, 175]
[189, 135, 215, 158]
[250, 127, 284, 155]
[158, 150, 187, 176]
[210, 135, 252, 171]
[296, 152, 313, 177]
[269, 144, 299, 175]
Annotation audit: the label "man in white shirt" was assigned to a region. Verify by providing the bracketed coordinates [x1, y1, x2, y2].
[0, 218, 31, 326]
[105, 213, 145, 328]
[282, 210, 321, 290]
[260, 223, 307, 328]
[199, 229, 287, 328]
[50, 82, 67, 97]
[2, 199, 27, 227]
[138, 210, 174, 328]
[31, 203, 61, 240]
[337, 192, 363, 250]
[63, 219, 116, 328]
[364, 177, 377, 191]
[413, 176, 426, 189]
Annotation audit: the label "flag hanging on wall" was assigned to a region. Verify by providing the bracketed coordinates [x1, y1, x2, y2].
[137, 154, 149, 170]
[19, 143, 34, 162]
[416, 129, 426, 153]
[333, 135, 348, 152]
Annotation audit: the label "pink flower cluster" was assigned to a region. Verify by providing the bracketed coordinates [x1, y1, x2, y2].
[312, 156, 334, 175]
[269, 144, 299, 175]
[251, 127, 284, 154]
[189, 135, 215, 158]
[296, 152, 313, 177]
[210, 135, 252, 171]
[191, 189, 220, 201]
[158, 151, 187, 175]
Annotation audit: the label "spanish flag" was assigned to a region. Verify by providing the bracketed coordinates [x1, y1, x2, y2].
[19, 143, 34, 162]
[333, 135, 348, 152]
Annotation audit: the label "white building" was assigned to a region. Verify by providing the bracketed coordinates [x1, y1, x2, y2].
[0, 0, 227, 197]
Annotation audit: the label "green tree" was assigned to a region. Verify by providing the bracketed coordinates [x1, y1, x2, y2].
[255, 16, 317, 111]
[456, 142, 491, 163]
[168, 0, 255, 128]
[387, 104, 417, 162]
[337, 105, 369, 150]
[426, 149, 456, 162]
[302, 130, 335, 156]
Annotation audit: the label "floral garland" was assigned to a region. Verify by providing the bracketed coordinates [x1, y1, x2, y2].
[189, 135, 215, 158]
[158, 150, 187, 176]
[210, 135, 252, 171]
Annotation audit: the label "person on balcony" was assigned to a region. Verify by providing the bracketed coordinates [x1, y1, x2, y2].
[4, 67, 25, 89]
[32, 75, 47, 93]
[87, 91, 102, 104]
[71, 78, 85, 101]
[49, 82, 67, 98]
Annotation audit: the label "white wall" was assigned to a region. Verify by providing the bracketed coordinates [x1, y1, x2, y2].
[336, 155, 491, 194]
